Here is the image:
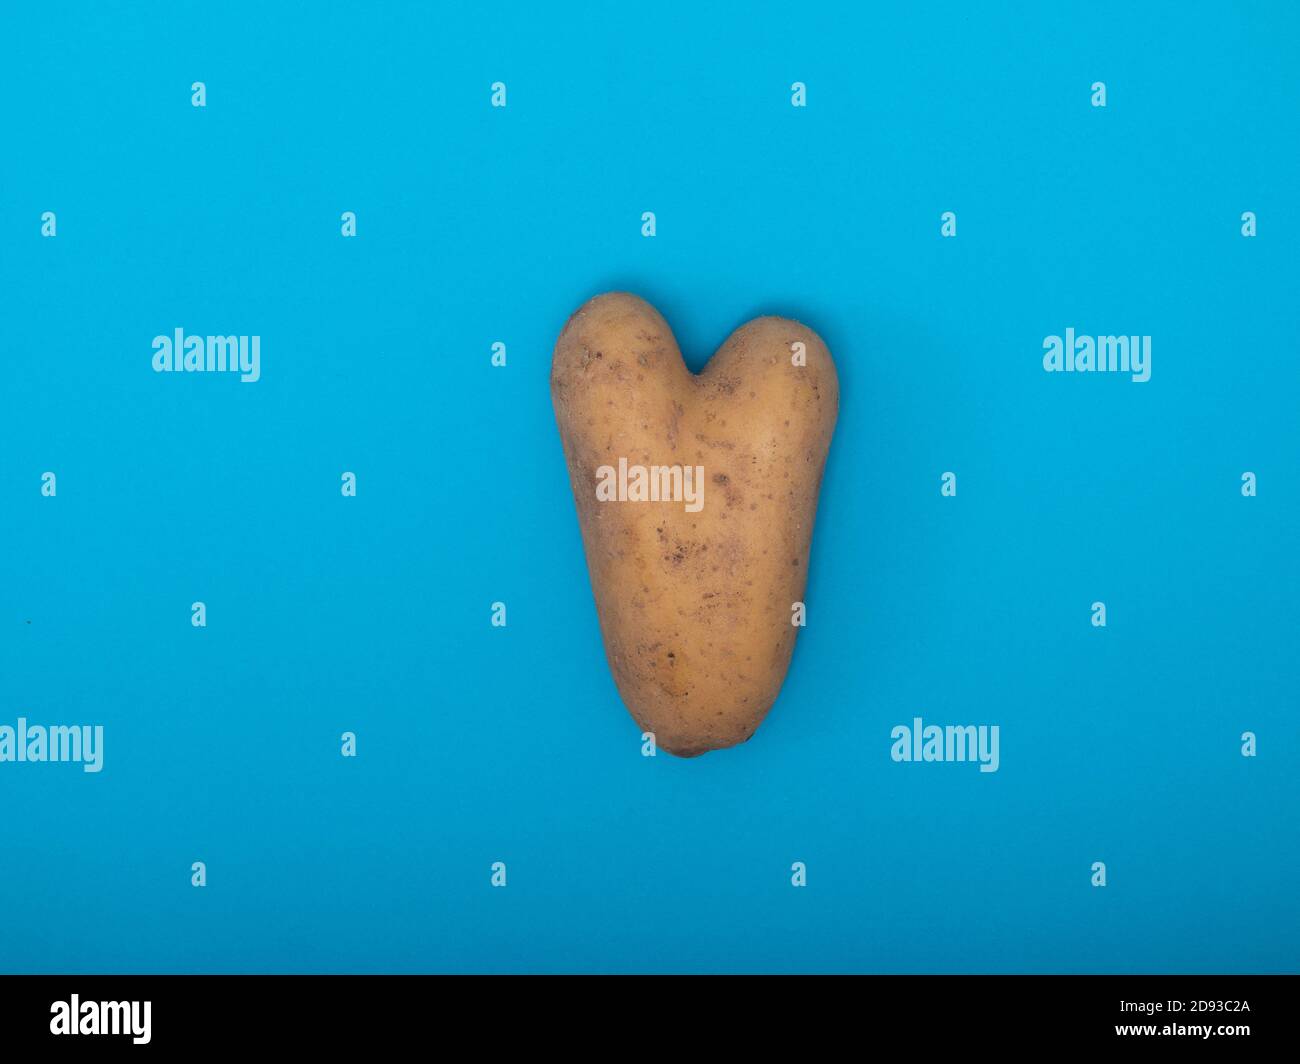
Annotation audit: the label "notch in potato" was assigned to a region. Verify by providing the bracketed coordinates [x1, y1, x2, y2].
[551, 293, 839, 757]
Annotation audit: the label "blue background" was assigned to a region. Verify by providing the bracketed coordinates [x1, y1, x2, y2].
[2, 1, 1296, 973]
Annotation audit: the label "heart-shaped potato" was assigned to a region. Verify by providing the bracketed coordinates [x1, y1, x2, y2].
[551, 293, 839, 757]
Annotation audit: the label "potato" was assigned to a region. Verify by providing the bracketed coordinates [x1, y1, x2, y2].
[551, 293, 839, 757]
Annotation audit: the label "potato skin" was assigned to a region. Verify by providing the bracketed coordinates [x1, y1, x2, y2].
[551, 292, 838, 757]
